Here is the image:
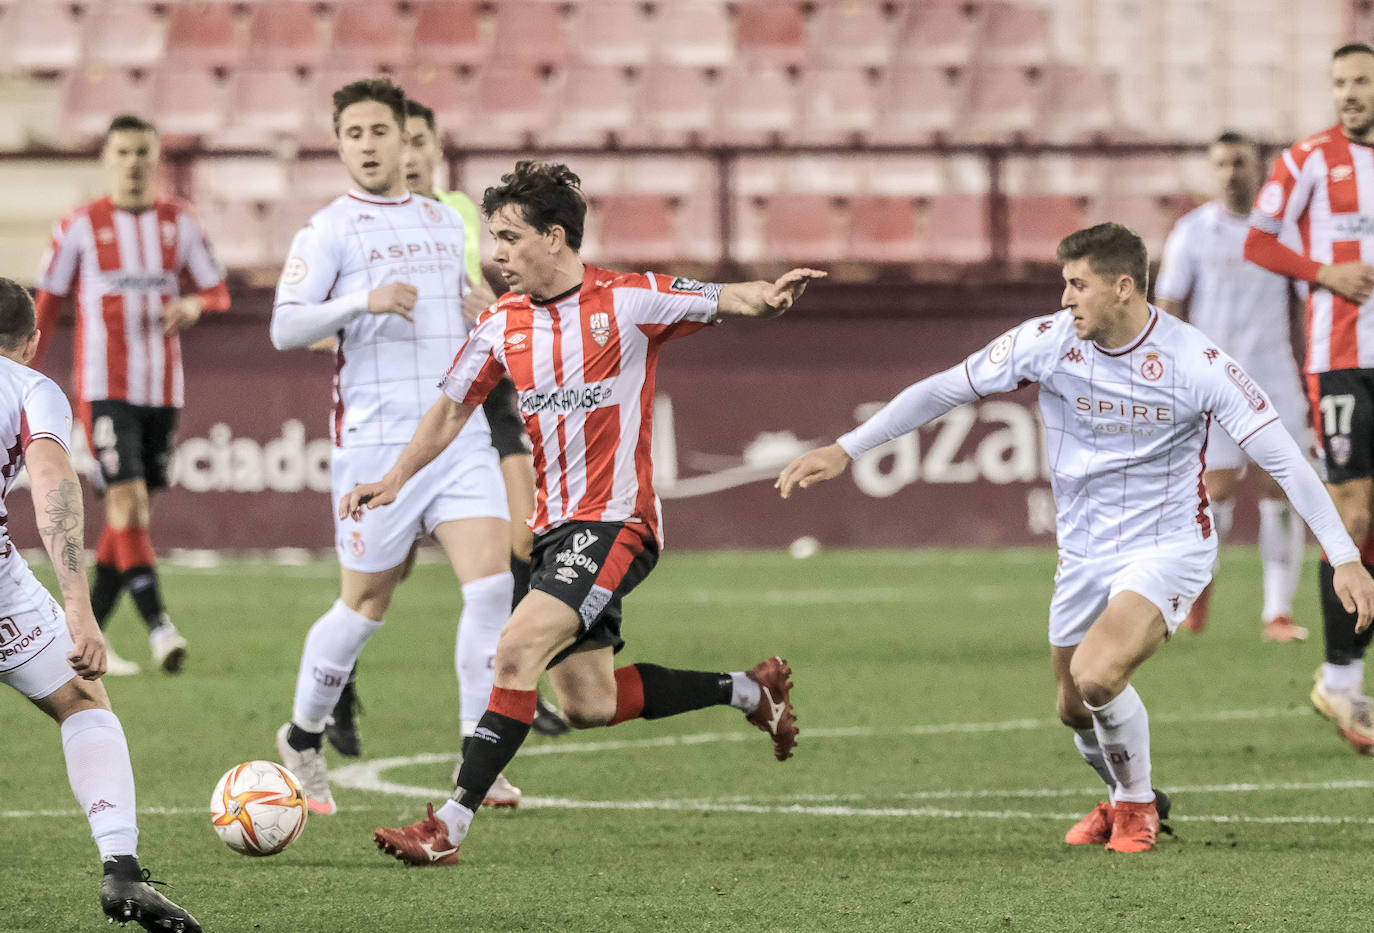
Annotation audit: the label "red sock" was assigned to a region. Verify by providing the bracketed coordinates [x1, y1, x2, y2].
[487, 686, 537, 724]
[110, 526, 156, 572]
[609, 665, 645, 725]
[96, 527, 118, 566]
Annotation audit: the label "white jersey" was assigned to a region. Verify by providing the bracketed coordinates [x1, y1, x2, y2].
[1155, 201, 1302, 396]
[272, 189, 487, 448]
[0, 356, 73, 552]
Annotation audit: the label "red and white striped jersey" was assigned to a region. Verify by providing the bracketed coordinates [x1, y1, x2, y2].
[0, 356, 73, 547]
[34, 196, 229, 408]
[1250, 126, 1374, 374]
[439, 265, 721, 541]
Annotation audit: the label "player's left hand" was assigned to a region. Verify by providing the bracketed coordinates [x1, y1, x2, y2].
[339, 480, 399, 522]
[66, 609, 107, 680]
[1333, 561, 1374, 632]
[776, 442, 851, 499]
[462, 274, 498, 325]
[762, 268, 827, 316]
[161, 296, 203, 335]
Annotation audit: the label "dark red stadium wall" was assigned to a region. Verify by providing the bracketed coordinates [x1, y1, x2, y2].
[8, 282, 1264, 551]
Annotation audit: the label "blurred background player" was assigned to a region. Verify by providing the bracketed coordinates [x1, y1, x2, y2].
[269, 78, 519, 814]
[323, 97, 567, 760]
[32, 114, 230, 677]
[778, 223, 1374, 853]
[353, 161, 811, 867]
[1155, 131, 1310, 643]
[1244, 43, 1374, 752]
[0, 278, 200, 932]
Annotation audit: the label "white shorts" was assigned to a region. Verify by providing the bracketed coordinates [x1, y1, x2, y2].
[0, 553, 75, 700]
[332, 431, 507, 573]
[1048, 537, 1215, 647]
[1206, 371, 1309, 473]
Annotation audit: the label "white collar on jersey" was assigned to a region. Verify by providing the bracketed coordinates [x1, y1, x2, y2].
[347, 189, 413, 206]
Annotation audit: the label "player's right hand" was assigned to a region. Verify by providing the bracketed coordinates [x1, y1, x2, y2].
[66, 611, 107, 680]
[368, 282, 419, 320]
[339, 480, 398, 521]
[1318, 261, 1374, 305]
[1334, 561, 1374, 632]
[776, 443, 852, 499]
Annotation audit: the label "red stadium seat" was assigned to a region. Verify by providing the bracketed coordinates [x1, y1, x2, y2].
[735, 1, 809, 68]
[388, 65, 474, 143]
[62, 69, 152, 144]
[847, 195, 921, 262]
[245, 2, 325, 71]
[471, 64, 549, 148]
[871, 64, 965, 145]
[191, 155, 291, 204]
[893, 0, 983, 68]
[654, 0, 734, 68]
[794, 66, 879, 146]
[210, 68, 315, 148]
[149, 69, 229, 144]
[1007, 195, 1088, 263]
[567, 1, 652, 67]
[546, 64, 638, 147]
[714, 64, 798, 147]
[756, 194, 847, 262]
[194, 198, 274, 270]
[412, 0, 484, 68]
[808, 1, 896, 68]
[330, 2, 411, 71]
[918, 194, 991, 263]
[979, 1, 1051, 67]
[1040, 64, 1116, 143]
[6, 0, 83, 71]
[163, 1, 244, 72]
[590, 194, 679, 263]
[1089, 193, 1198, 255]
[490, 0, 570, 68]
[83, 2, 167, 69]
[963, 65, 1043, 143]
[630, 64, 720, 147]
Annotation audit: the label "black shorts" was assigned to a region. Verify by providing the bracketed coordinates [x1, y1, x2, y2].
[482, 377, 531, 461]
[85, 400, 178, 491]
[1309, 369, 1374, 483]
[529, 520, 659, 668]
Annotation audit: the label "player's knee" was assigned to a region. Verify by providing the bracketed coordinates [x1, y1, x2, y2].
[1057, 695, 1092, 730]
[1068, 660, 1118, 708]
[561, 697, 614, 730]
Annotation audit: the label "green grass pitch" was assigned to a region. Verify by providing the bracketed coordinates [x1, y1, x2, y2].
[2, 547, 1369, 932]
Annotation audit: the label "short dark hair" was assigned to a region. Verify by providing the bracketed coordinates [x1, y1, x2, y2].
[106, 114, 157, 137]
[1212, 129, 1258, 151]
[331, 78, 406, 135]
[482, 161, 587, 251]
[0, 278, 36, 351]
[1056, 223, 1149, 295]
[404, 98, 437, 133]
[1334, 42, 1374, 61]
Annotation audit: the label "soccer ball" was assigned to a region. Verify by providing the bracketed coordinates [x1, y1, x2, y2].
[210, 760, 308, 856]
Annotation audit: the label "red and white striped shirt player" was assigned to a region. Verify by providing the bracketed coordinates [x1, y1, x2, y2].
[33, 195, 229, 414]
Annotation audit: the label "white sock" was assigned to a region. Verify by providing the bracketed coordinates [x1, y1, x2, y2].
[729, 672, 762, 712]
[1086, 685, 1153, 804]
[1324, 660, 1365, 693]
[1258, 498, 1305, 621]
[292, 600, 383, 732]
[1211, 498, 1235, 571]
[1073, 727, 1117, 800]
[455, 572, 514, 724]
[62, 709, 139, 861]
[436, 798, 475, 846]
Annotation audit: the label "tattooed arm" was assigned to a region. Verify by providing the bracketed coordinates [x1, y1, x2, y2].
[26, 437, 104, 679]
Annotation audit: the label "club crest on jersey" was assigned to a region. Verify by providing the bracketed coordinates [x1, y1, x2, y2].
[1225, 362, 1268, 412]
[988, 334, 1013, 364]
[348, 531, 366, 557]
[1332, 435, 1353, 467]
[589, 311, 611, 346]
[422, 201, 442, 223]
[1140, 352, 1164, 382]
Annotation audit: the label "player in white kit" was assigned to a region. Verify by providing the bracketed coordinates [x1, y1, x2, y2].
[0, 278, 200, 930]
[777, 224, 1374, 853]
[268, 78, 518, 813]
[1156, 131, 1311, 643]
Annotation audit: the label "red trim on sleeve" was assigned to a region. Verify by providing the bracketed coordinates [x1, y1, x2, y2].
[1243, 227, 1324, 284]
[1235, 416, 1281, 448]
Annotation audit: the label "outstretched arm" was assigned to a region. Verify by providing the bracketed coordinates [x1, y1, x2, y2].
[339, 393, 476, 520]
[717, 268, 827, 319]
[26, 438, 104, 679]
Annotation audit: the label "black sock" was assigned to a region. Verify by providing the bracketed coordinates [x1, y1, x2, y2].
[90, 563, 124, 630]
[510, 554, 531, 613]
[123, 566, 166, 632]
[460, 734, 472, 758]
[1321, 559, 1374, 664]
[286, 723, 323, 752]
[454, 710, 530, 809]
[635, 663, 733, 719]
[102, 854, 142, 881]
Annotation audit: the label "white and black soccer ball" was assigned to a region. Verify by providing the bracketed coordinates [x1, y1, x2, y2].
[210, 760, 308, 856]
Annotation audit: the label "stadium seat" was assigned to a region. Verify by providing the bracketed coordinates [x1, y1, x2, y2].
[871, 64, 965, 145]
[83, 1, 167, 69]
[245, 2, 326, 71]
[196, 197, 274, 270]
[1040, 64, 1117, 142]
[589, 194, 679, 263]
[412, 0, 484, 68]
[714, 64, 799, 147]
[1092, 193, 1198, 255]
[545, 64, 638, 148]
[754, 194, 847, 262]
[388, 65, 474, 142]
[149, 68, 230, 144]
[794, 67, 879, 146]
[567, 1, 652, 67]
[808, 1, 896, 68]
[617, 154, 717, 197]
[847, 195, 921, 263]
[163, 1, 244, 72]
[735, 0, 809, 68]
[210, 68, 315, 148]
[979, 1, 1051, 67]
[191, 155, 291, 205]
[917, 194, 990, 263]
[61, 69, 152, 145]
[964, 65, 1043, 143]
[490, 0, 570, 69]
[470, 64, 550, 148]
[6, 0, 83, 72]
[330, 1, 411, 71]
[286, 158, 352, 205]
[1007, 195, 1088, 263]
[629, 64, 720, 147]
[893, 0, 983, 68]
[654, 0, 734, 68]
